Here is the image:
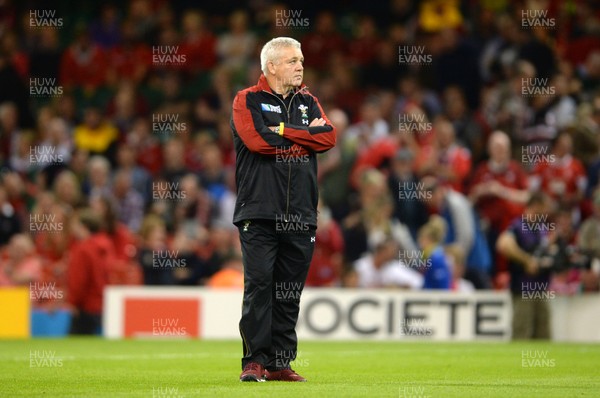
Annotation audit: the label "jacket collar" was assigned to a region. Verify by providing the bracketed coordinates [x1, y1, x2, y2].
[257, 74, 306, 95]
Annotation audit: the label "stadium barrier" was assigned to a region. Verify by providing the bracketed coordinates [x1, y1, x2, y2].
[102, 287, 600, 342]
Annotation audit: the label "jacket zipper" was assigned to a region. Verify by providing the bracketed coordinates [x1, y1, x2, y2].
[262, 88, 306, 222]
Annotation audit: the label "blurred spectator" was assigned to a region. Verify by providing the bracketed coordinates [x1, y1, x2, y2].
[106, 21, 152, 87]
[73, 107, 119, 159]
[577, 189, 600, 292]
[217, 10, 257, 73]
[529, 132, 587, 210]
[0, 233, 41, 286]
[128, 0, 156, 44]
[29, 28, 61, 80]
[548, 208, 582, 296]
[127, 116, 162, 176]
[38, 117, 73, 167]
[417, 117, 472, 192]
[442, 86, 488, 163]
[180, 10, 217, 74]
[301, 11, 345, 71]
[345, 97, 390, 146]
[89, 4, 122, 49]
[0, 53, 30, 128]
[115, 142, 152, 205]
[89, 195, 141, 285]
[306, 200, 344, 287]
[160, 138, 187, 182]
[445, 244, 475, 292]
[343, 169, 415, 266]
[138, 214, 173, 285]
[469, 131, 529, 275]
[318, 108, 354, 220]
[348, 16, 380, 67]
[106, 81, 149, 134]
[67, 208, 112, 334]
[52, 170, 82, 209]
[0, 101, 21, 165]
[418, 215, 451, 290]
[424, 177, 492, 289]
[112, 169, 144, 233]
[84, 156, 112, 199]
[198, 144, 230, 202]
[0, 184, 21, 245]
[59, 27, 107, 91]
[434, 28, 481, 109]
[496, 192, 552, 339]
[206, 256, 244, 288]
[175, 173, 214, 229]
[575, 50, 600, 95]
[388, 148, 429, 240]
[2, 30, 28, 79]
[350, 238, 422, 289]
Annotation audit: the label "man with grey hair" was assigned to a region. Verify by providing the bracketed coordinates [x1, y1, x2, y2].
[232, 37, 336, 382]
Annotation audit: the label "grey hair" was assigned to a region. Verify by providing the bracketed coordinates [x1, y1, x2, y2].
[260, 37, 301, 75]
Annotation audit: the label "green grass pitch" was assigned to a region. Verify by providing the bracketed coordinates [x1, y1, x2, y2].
[0, 339, 598, 397]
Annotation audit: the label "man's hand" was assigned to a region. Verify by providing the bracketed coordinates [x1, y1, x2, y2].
[525, 256, 540, 275]
[309, 118, 326, 127]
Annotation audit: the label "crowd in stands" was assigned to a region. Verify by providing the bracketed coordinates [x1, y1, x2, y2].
[1, 0, 600, 313]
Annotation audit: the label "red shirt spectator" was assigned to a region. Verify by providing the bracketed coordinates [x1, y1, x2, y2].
[180, 11, 217, 74]
[301, 12, 346, 71]
[470, 160, 528, 231]
[60, 31, 107, 90]
[470, 132, 529, 232]
[348, 16, 380, 66]
[306, 211, 344, 286]
[529, 134, 587, 207]
[67, 215, 112, 315]
[416, 119, 471, 192]
[106, 43, 152, 85]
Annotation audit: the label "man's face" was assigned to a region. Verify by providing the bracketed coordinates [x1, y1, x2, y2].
[270, 46, 304, 90]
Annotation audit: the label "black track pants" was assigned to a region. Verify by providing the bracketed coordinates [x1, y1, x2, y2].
[238, 219, 315, 370]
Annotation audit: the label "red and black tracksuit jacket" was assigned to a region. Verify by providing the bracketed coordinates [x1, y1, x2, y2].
[231, 74, 336, 226]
